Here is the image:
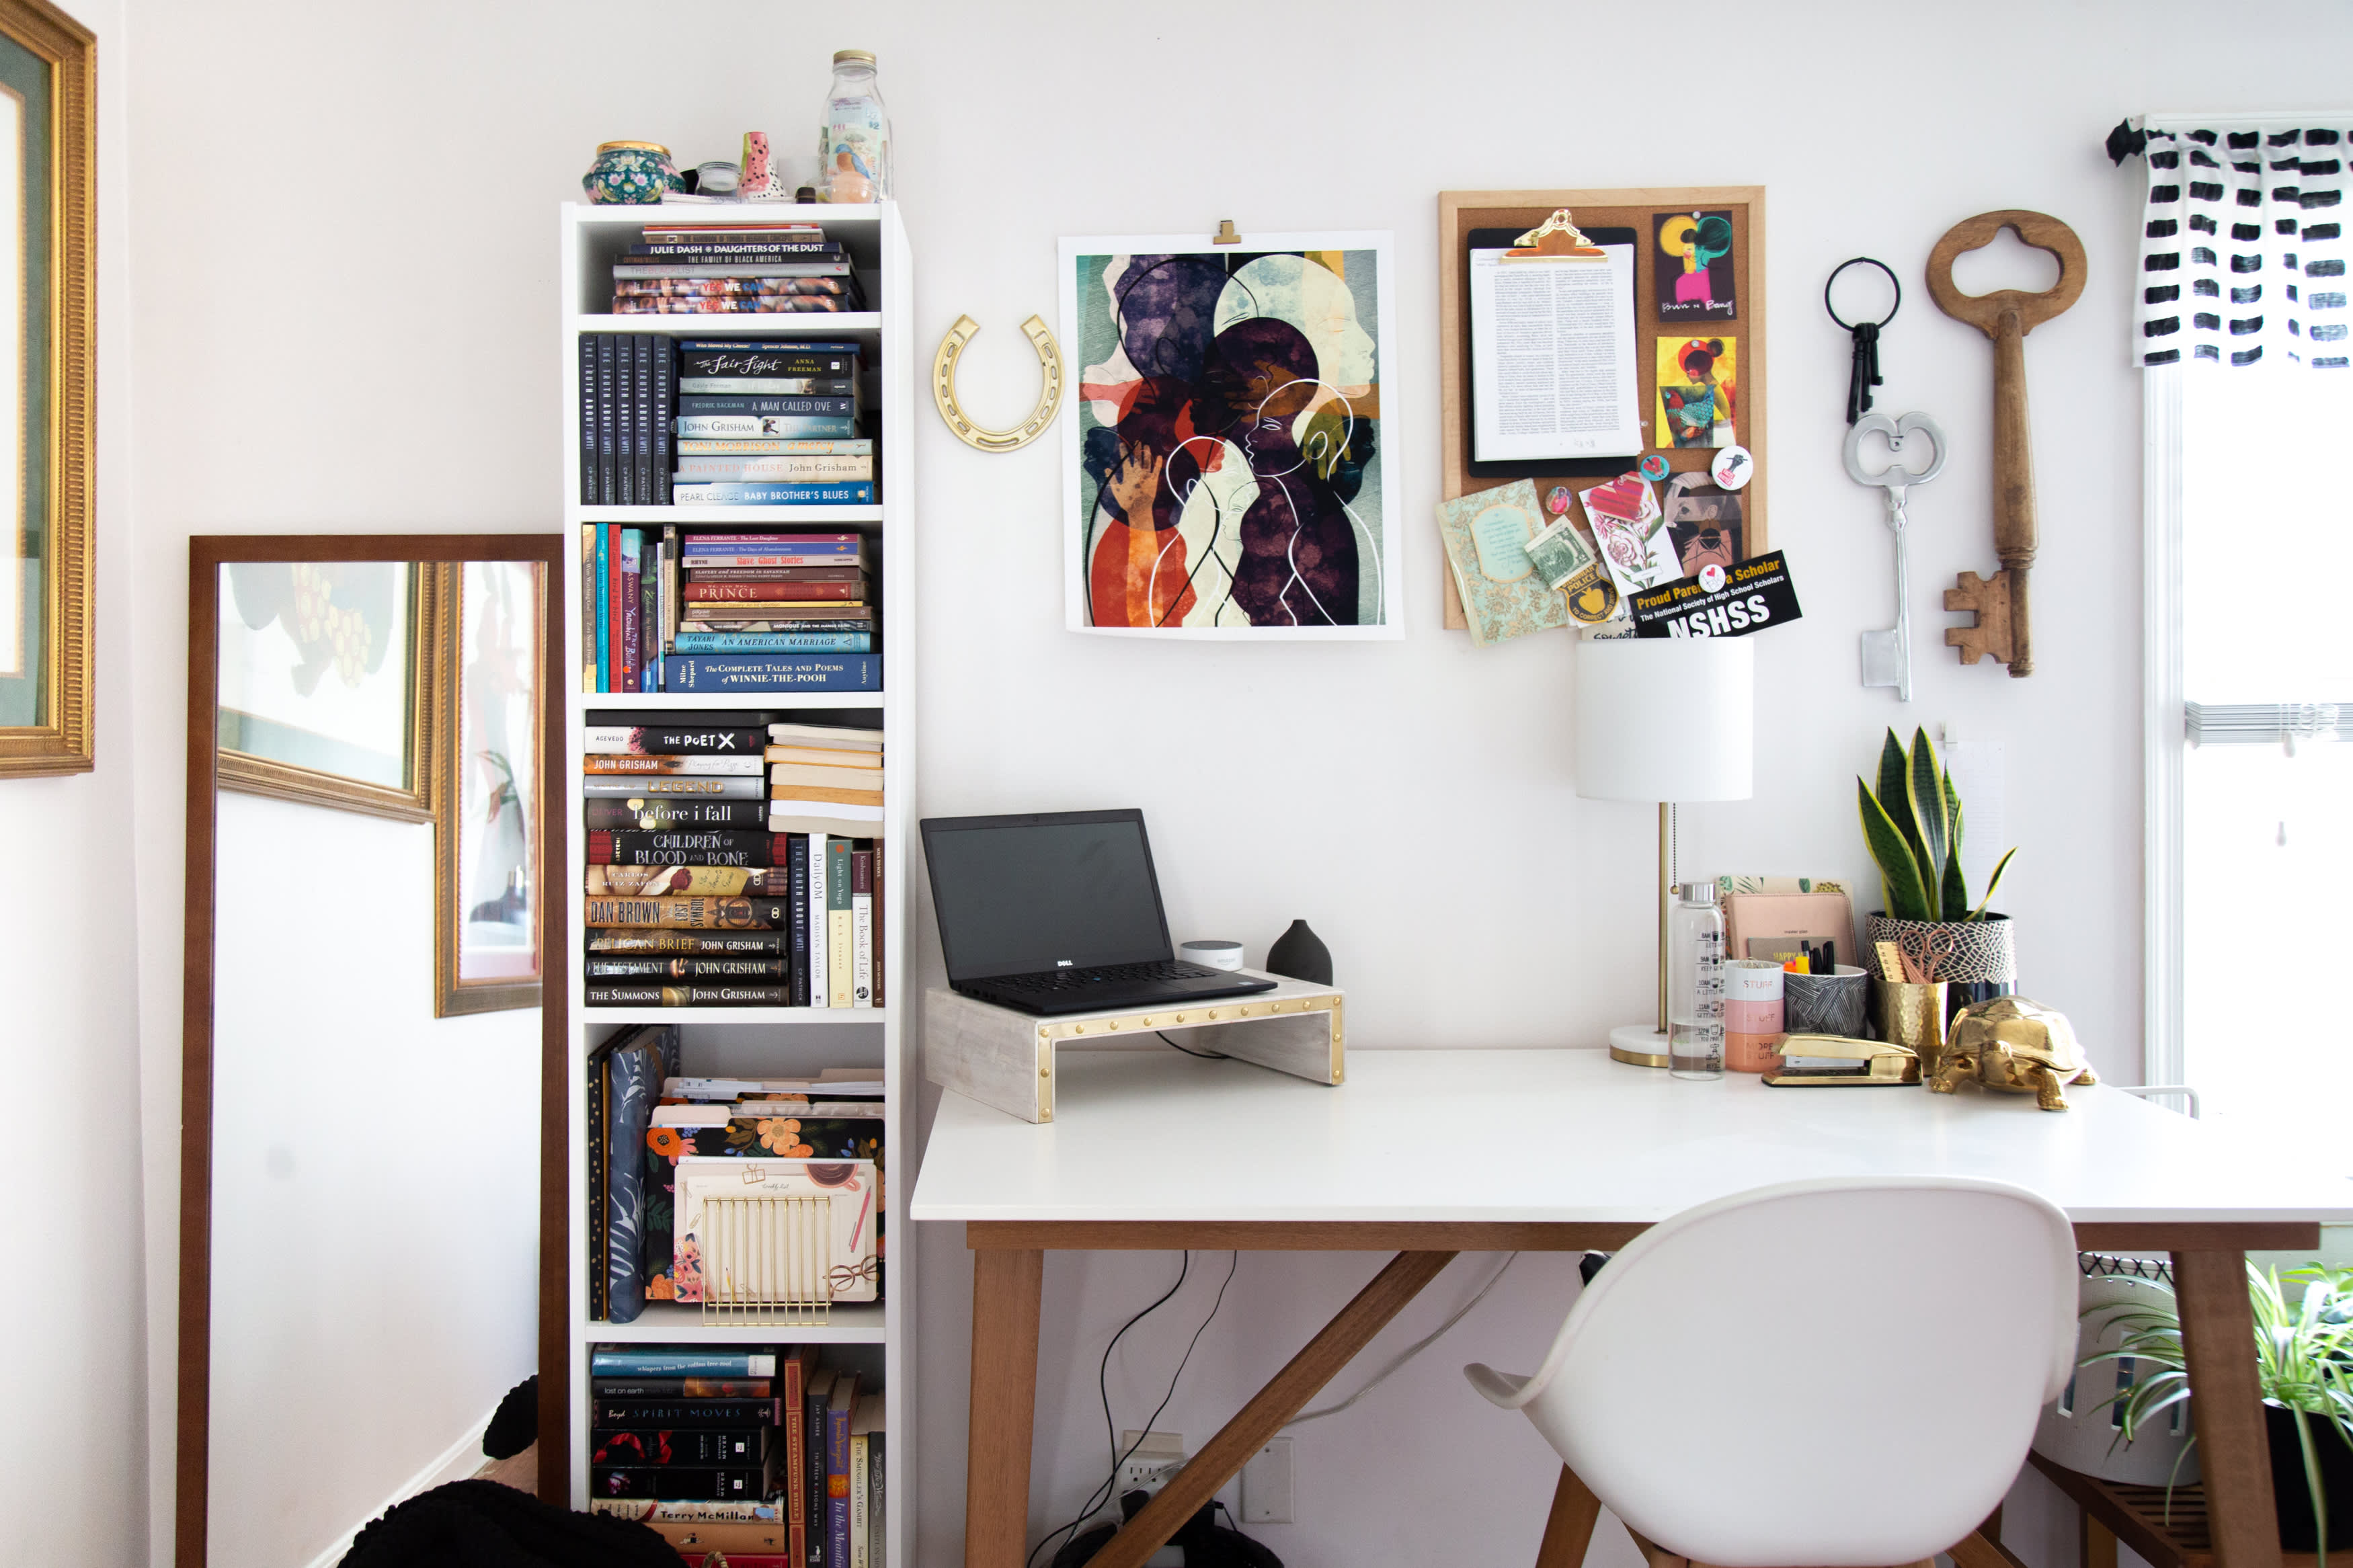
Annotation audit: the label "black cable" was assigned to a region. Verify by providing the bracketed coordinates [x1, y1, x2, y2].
[1157, 1030, 1229, 1061]
[1027, 1251, 1242, 1568]
[1027, 1254, 1195, 1568]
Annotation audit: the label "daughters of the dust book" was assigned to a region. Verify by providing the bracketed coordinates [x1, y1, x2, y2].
[1438, 480, 1603, 646]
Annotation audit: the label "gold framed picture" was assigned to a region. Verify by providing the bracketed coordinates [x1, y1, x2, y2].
[215, 560, 440, 821]
[0, 0, 92, 778]
[434, 559, 545, 1016]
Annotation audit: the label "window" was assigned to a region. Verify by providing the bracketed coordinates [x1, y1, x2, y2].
[2151, 364, 2353, 1160]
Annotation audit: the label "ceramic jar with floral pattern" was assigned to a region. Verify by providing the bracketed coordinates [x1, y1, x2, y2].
[582, 140, 680, 205]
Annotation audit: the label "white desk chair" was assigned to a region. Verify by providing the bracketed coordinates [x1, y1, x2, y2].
[1465, 1177, 2077, 1568]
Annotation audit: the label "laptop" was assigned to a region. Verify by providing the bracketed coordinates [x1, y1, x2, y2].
[919, 809, 1279, 1016]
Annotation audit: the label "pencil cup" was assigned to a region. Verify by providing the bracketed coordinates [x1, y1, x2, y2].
[1874, 979, 1950, 1074]
[1722, 959, 1786, 1073]
[1786, 964, 1872, 1038]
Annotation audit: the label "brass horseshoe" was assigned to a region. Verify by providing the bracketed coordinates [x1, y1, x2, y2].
[932, 313, 1064, 452]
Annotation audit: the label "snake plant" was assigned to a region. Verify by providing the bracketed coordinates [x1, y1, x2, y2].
[1856, 727, 2015, 923]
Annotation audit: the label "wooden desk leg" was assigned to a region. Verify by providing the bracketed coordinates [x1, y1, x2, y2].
[1084, 1250, 1458, 1568]
[966, 1247, 1044, 1568]
[1536, 1464, 1604, 1568]
[2173, 1248, 2284, 1568]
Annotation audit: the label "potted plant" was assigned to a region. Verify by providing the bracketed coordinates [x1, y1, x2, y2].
[2089, 1261, 2353, 1560]
[1856, 726, 2018, 1017]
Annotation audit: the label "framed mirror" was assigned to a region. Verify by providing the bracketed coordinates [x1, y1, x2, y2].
[179, 534, 567, 1567]
[0, 0, 92, 777]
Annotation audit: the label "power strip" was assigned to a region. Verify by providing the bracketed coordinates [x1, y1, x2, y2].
[1117, 1430, 1187, 1495]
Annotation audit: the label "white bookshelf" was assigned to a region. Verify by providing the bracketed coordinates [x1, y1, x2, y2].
[557, 200, 916, 1559]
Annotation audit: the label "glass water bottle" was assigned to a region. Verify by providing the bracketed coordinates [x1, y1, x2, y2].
[1667, 880, 1726, 1079]
[819, 50, 891, 202]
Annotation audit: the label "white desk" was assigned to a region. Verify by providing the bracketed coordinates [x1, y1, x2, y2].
[912, 1048, 2353, 1568]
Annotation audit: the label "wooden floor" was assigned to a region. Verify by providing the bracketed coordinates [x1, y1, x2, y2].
[470, 1442, 537, 1496]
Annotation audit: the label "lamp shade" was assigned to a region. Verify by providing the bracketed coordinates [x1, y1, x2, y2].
[1573, 636, 1755, 802]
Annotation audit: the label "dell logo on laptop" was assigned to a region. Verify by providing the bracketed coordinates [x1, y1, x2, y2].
[1056, 959, 1073, 966]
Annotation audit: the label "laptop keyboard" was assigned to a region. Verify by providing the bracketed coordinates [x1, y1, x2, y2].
[991, 960, 1220, 992]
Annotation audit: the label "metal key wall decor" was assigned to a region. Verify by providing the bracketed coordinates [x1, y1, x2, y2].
[1924, 210, 2085, 678]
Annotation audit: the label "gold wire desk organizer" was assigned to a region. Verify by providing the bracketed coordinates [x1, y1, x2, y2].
[696, 1192, 834, 1327]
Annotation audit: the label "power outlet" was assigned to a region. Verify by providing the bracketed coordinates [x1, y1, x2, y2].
[1242, 1436, 1293, 1523]
[1118, 1430, 1187, 1495]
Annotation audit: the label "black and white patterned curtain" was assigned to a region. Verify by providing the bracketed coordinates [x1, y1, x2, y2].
[2130, 121, 2352, 368]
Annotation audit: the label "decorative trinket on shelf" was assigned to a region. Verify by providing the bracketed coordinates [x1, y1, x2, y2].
[1930, 995, 2096, 1111]
[582, 140, 681, 205]
[1266, 919, 1334, 986]
[931, 315, 1064, 453]
[741, 130, 783, 199]
[1845, 411, 1947, 702]
[1925, 210, 2085, 678]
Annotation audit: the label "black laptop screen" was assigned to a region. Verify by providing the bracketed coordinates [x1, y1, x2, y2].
[924, 813, 1171, 979]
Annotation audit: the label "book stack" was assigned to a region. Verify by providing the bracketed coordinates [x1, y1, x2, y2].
[672, 339, 871, 507]
[590, 1346, 887, 1568]
[584, 523, 677, 692]
[609, 222, 865, 315]
[666, 532, 877, 692]
[576, 333, 674, 505]
[582, 720, 885, 1009]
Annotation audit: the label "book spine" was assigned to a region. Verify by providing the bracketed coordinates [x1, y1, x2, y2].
[586, 958, 791, 981]
[592, 1377, 774, 1397]
[612, 261, 853, 279]
[619, 530, 642, 694]
[611, 294, 863, 316]
[805, 1387, 828, 1568]
[593, 1428, 770, 1466]
[684, 579, 863, 602]
[676, 438, 875, 456]
[674, 388, 860, 411]
[578, 333, 598, 504]
[640, 533, 660, 692]
[590, 1467, 768, 1501]
[827, 840, 854, 1009]
[672, 419, 861, 442]
[849, 1434, 869, 1568]
[582, 775, 766, 798]
[635, 333, 655, 506]
[851, 848, 873, 1007]
[676, 456, 874, 483]
[584, 800, 769, 831]
[586, 866, 787, 897]
[789, 835, 811, 1007]
[666, 655, 882, 692]
[677, 395, 856, 417]
[583, 896, 793, 930]
[826, 1401, 852, 1568]
[616, 334, 636, 505]
[584, 755, 767, 776]
[595, 524, 612, 692]
[606, 524, 625, 693]
[870, 839, 885, 1008]
[782, 1355, 809, 1538]
[580, 525, 598, 692]
[588, 829, 786, 864]
[678, 554, 867, 570]
[587, 1498, 784, 1522]
[597, 333, 617, 503]
[869, 1432, 885, 1568]
[805, 834, 826, 1010]
[662, 524, 681, 681]
[670, 481, 873, 504]
[584, 725, 767, 755]
[586, 928, 789, 956]
[629, 240, 845, 257]
[682, 532, 864, 545]
[672, 632, 873, 653]
[655, 337, 674, 505]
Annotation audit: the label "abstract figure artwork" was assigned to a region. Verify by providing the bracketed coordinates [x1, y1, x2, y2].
[1061, 232, 1402, 638]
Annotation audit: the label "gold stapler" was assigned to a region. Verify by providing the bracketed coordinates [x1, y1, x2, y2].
[1761, 1034, 1920, 1087]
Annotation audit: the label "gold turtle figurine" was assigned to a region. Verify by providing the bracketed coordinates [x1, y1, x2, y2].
[1930, 995, 2097, 1111]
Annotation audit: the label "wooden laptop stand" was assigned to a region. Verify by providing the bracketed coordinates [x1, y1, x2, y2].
[923, 970, 1345, 1123]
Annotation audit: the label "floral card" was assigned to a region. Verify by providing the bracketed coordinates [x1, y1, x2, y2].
[1578, 472, 1681, 597]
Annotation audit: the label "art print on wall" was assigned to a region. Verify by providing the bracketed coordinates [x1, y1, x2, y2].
[1062, 232, 1403, 638]
[1652, 210, 1737, 323]
[216, 561, 438, 821]
[434, 559, 544, 1016]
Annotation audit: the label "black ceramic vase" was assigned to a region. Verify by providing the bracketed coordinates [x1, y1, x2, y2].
[1266, 919, 1332, 985]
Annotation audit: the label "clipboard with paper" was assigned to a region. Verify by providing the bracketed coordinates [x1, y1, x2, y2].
[1466, 210, 1642, 464]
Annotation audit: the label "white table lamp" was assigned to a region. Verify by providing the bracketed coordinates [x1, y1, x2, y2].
[1573, 636, 1755, 1065]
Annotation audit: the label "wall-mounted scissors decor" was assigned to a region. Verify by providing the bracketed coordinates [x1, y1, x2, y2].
[1925, 210, 2085, 677]
[932, 313, 1064, 453]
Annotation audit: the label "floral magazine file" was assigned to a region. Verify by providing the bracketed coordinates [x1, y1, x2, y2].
[1062, 233, 1403, 638]
[671, 1156, 879, 1305]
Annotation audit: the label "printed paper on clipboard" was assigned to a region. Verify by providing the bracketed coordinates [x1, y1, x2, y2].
[1468, 211, 1642, 466]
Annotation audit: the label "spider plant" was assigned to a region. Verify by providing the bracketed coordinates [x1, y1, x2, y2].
[1856, 727, 2015, 923]
[2085, 1262, 2353, 1563]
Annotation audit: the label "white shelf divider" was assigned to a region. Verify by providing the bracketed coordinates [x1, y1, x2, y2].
[559, 201, 916, 1561]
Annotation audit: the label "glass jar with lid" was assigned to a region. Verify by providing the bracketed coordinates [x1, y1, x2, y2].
[818, 50, 891, 202]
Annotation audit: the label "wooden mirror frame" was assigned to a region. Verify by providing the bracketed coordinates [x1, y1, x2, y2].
[177, 533, 569, 1565]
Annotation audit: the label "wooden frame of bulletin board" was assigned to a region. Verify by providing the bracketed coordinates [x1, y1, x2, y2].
[1438, 187, 1767, 630]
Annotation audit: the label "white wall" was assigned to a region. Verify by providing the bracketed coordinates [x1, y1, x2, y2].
[91, 3, 2353, 1567]
[0, 1, 143, 1565]
[207, 792, 538, 1567]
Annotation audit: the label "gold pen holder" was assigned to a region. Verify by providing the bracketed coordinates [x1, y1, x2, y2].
[1874, 979, 1950, 1076]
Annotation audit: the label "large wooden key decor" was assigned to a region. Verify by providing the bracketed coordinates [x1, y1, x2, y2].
[1924, 210, 2085, 678]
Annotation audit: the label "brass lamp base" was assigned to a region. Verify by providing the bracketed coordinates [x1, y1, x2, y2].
[1608, 1024, 1671, 1068]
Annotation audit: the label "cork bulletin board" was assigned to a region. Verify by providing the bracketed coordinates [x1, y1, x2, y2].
[1437, 187, 1768, 630]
